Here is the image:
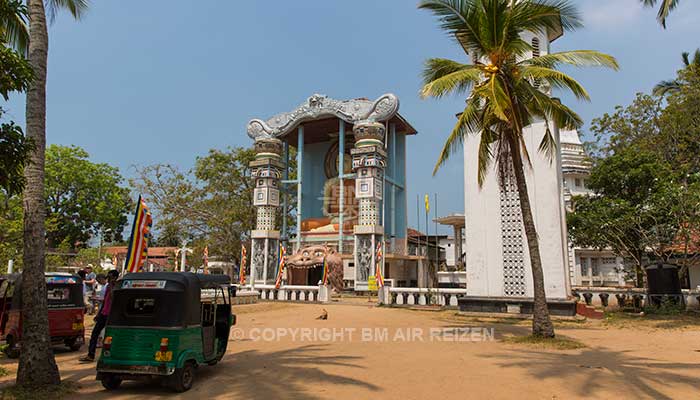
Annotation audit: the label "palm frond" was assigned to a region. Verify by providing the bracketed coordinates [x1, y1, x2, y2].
[476, 127, 498, 186]
[433, 97, 483, 175]
[641, 0, 680, 28]
[537, 116, 557, 164]
[421, 58, 482, 98]
[522, 83, 583, 129]
[0, 0, 29, 55]
[511, 0, 583, 34]
[523, 50, 619, 70]
[46, 0, 89, 22]
[485, 76, 510, 122]
[418, 0, 487, 55]
[653, 79, 681, 97]
[520, 65, 590, 100]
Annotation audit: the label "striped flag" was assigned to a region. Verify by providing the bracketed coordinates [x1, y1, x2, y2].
[124, 195, 152, 273]
[274, 244, 287, 289]
[203, 245, 209, 268]
[239, 245, 247, 285]
[375, 240, 384, 288]
[321, 255, 329, 285]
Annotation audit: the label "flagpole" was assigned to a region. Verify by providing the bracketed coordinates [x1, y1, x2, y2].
[435, 192, 438, 271]
[416, 194, 420, 256]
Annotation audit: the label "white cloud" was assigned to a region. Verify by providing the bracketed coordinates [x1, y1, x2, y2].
[579, 0, 645, 31]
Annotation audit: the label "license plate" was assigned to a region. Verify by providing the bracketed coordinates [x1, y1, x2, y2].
[72, 323, 83, 330]
[154, 351, 172, 362]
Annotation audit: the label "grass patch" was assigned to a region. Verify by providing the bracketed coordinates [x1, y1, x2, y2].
[0, 366, 8, 377]
[502, 335, 587, 350]
[433, 312, 591, 329]
[604, 311, 700, 330]
[1, 381, 79, 400]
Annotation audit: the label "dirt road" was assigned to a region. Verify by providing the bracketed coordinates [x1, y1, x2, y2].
[1, 302, 698, 399]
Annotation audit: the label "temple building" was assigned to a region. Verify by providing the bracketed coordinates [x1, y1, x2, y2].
[244, 93, 430, 291]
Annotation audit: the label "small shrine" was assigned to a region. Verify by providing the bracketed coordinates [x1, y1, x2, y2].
[245, 93, 424, 291]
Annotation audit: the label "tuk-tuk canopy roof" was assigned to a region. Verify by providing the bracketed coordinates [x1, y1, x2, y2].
[120, 272, 229, 290]
[111, 272, 230, 327]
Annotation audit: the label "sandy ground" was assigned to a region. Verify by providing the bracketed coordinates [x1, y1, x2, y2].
[1, 302, 699, 400]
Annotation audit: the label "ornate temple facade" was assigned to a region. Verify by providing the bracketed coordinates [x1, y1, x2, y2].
[245, 94, 426, 291]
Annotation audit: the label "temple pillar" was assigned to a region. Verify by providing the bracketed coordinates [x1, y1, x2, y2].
[454, 225, 463, 270]
[250, 138, 283, 285]
[351, 121, 386, 291]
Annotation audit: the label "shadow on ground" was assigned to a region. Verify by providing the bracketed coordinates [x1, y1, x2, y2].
[481, 346, 700, 400]
[84, 344, 379, 399]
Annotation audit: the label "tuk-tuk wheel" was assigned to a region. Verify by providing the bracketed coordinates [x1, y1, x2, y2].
[101, 374, 122, 390]
[171, 361, 195, 392]
[4, 336, 19, 359]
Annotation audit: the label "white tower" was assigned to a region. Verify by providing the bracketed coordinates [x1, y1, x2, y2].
[460, 24, 574, 314]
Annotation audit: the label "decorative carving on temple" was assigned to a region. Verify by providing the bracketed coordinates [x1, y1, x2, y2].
[253, 240, 265, 280]
[356, 236, 372, 282]
[285, 245, 344, 292]
[266, 239, 279, 280]
[247, 93, 399, 140]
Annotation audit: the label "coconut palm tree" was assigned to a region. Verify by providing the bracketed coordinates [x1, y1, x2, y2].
[641, 0, 679, 28]
[419, 0, 618, 337]
[19, 0, 88, 387]
[653, 49, 700, 97]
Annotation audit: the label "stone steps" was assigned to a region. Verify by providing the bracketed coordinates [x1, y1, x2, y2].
[576, 302, 604, 319]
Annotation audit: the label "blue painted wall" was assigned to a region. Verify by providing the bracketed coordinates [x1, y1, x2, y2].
[301, 141, 330, 219]
[298, 130, 407, 239]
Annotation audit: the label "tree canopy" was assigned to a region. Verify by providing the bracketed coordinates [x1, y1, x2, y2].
[44, 145, 132, 248]
[568, 63, 700, 286]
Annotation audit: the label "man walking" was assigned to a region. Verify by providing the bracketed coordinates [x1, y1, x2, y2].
[80, 269, 119, 362]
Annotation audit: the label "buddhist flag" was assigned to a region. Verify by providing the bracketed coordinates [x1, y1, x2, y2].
[375, 241, 385, 288]
[239, 245, 247, 285]
[321, 256, 329, 285]
[124, 195, 152, 273]
[274, 244, 287, 289]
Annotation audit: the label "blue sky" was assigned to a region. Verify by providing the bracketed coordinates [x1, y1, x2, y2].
[5, 0, 700, 234]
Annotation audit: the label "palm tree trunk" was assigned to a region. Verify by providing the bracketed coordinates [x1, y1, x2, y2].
[508, 137, 555, 338]
[17, 0, 61, 386]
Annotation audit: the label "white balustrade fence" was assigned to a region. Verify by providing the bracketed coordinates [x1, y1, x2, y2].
[382, 287, 466, 307]
[572, 286, 700, 310]
[239, 284, 327, 303]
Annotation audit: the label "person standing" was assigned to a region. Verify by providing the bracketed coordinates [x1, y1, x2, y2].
[80, 269, 119, 362]
[84, 265, 97, 314]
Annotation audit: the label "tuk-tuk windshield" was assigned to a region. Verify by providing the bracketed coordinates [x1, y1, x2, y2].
[108, 288, 189, 327]
[46, 275, 84, 308]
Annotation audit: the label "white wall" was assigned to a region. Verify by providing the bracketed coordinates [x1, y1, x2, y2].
[690, 265, 700, 290]
[463, 120, 570, 299]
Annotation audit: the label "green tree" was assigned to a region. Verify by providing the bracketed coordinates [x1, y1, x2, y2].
[419, 0, 617, 337]
[577, 65, 700, 287]
[567, 150, 678, 286]
[640, 0, 680, 28]
[0, 194, 22, 271]
[131, 148, 257, 266]
[653, 49, 700, 97]
[0, 0, 32, 202]
[44, 145, 131, 249]
[132, 146, 297, 271]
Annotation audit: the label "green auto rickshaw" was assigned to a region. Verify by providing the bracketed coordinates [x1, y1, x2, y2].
[96, 272, 236, 392]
